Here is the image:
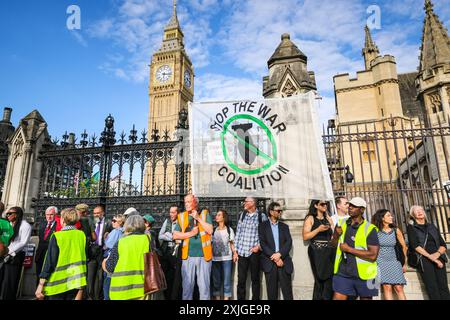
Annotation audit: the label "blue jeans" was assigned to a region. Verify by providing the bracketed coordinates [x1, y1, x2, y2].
[103, 272, 111, 300]
[212, 260, 233, 298]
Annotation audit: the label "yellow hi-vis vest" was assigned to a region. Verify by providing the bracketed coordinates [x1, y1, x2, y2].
[178, 210, 212, 261]
[336, 216, 349, 227]
[334, 220, 378, 280]
[109, 234, 149, 300]
[43, 229, 87, 296]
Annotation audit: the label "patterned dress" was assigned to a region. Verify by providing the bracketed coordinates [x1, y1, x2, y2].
[377, 230, 407, 285]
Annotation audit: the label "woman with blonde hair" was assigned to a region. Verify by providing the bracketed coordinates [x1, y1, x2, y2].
[102, 214, 125, 300]
[407, 205, 450, 300]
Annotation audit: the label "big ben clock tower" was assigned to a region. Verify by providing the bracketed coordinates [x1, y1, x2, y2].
[148, 0, 194, 138]
[145, 1, 193, 195]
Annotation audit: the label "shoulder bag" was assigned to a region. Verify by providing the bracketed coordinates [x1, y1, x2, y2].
[394, 228, 406, 266]
[144, 234, 167, 295]
[407, 230, 428, 272]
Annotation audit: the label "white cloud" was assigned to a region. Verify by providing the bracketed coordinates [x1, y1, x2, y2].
[119, 0, 159, 18]
[316, 96, 337, 128]
[70, 30, 88, 47]
[388, 0, 424, 19]
[297, 39, 362, 94]
[196, 73, 262, 102]
[218, 0, 367, 75]
[389, 0, 450, 20]
[182, 17, 213, 68]
[187, 0, 220, 12]
[87, 19, 114, 38]
[87, 0, 216, 82]
[373, 26, 421, 73]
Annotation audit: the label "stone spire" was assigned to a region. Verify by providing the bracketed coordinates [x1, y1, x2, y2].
[165, 0, 180, 31]
[263, 33, 316, 98]
[419, 0, 450, 74]
[362, 25, 380, 70]
[267, 33, 307, 67]
[160, 0, 184, 52]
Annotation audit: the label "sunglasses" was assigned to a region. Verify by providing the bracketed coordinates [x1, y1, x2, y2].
[6, 211, 17, 216]
[318, 203, 328, 207]
[112, 219, 117, 223]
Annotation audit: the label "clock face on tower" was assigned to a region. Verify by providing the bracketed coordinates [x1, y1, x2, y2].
[156, 65, 173, 83]
[184, 70, 191, 88]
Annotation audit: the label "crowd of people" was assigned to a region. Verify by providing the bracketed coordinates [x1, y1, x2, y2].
[0, 194, 449, 300]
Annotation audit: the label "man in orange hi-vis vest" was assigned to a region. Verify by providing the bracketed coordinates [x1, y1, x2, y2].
[173, 194, 213, 300]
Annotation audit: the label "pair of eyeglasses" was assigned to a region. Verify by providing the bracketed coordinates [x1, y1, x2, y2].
[112, 219, 117, 223]
[6, 211, 16, 216]
[272, 209, 283, 213]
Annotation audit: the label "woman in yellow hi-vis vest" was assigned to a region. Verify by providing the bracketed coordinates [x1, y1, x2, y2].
[173, 194, 213, 300]
[35, 208, 87, 300]
[104, 214, 150, 300]
[332, 197, 380, 300]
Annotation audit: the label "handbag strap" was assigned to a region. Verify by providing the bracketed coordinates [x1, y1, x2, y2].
[423, 229, 428, 249]
[417, 230, 428, 262]
[146, 234, 152, 253]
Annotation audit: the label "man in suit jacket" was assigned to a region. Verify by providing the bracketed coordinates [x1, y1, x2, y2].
[87, 204, 112, 300]
[258, 202, 294, 300]
[35, 206, 58, 285]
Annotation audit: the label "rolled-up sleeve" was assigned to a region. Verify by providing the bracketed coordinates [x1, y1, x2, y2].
[105, 229, 121, 249]
[158, 220, 173, 242]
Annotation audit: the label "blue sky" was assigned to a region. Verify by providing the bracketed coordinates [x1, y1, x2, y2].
[1, 0, 449, 142]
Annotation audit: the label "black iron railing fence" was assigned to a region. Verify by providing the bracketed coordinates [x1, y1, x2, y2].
[324, 115, 450, 239]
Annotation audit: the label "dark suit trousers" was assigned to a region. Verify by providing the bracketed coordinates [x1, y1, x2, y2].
[0, 251, 25, 300]
[264, 266, 293, 300]
[420, 258, 450, 300]
[160, 250, 178, 300]
[237, 253, 261, 300]
[87, 253, 104, 300]
[170, 245, 183, 300]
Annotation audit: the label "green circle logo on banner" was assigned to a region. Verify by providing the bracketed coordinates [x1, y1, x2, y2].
[221, 114, 277, 175]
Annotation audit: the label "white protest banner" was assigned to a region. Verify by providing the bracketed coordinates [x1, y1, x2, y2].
[189, 92, 333, 200]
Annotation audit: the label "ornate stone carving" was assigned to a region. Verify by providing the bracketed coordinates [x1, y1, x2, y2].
[446, 86, 450, 104]
[282, 79, 297, 97]
[13, 132, 24, 159]
[428, 91, 442, 114]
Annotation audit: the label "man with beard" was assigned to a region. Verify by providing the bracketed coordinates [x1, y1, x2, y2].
[87, 204, 112, 300]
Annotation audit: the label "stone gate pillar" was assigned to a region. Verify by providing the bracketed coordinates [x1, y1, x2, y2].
[278, 199, 314, 299]
[1, 110, 50, 221]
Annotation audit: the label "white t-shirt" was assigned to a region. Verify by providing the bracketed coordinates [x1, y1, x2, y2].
[8, 220, 32, 256]
[212, 227, 235, 262]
